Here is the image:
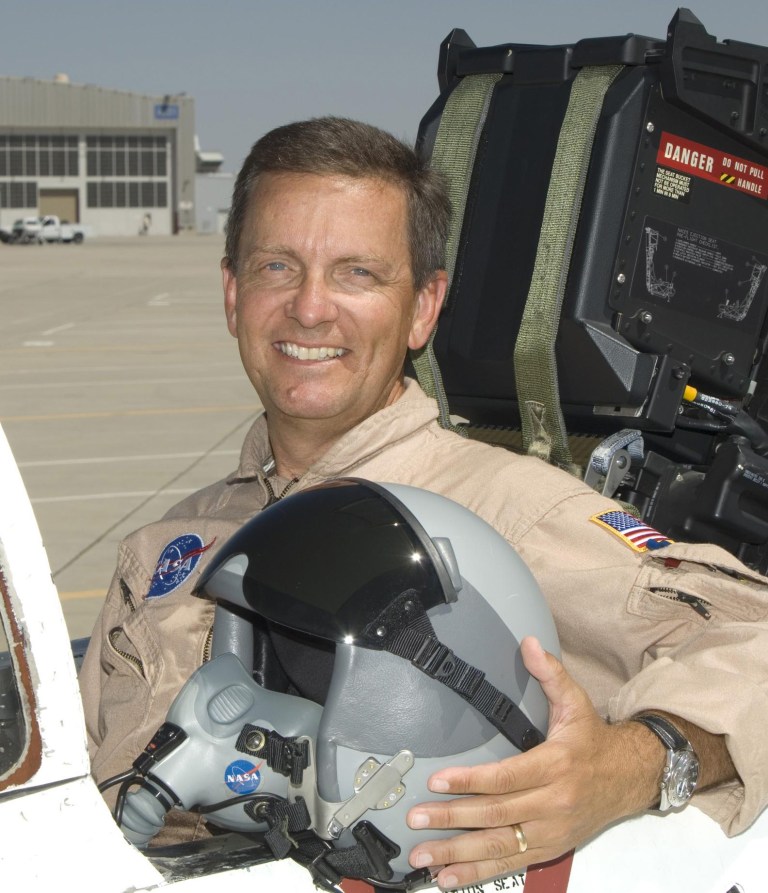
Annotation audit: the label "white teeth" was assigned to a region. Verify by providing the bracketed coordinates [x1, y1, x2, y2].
[278, 342, 344, 360]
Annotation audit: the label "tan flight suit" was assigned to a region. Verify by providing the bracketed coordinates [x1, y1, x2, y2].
[80, 379, 768, 843]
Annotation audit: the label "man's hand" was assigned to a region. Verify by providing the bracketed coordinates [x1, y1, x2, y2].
[406, 637, 663, 889]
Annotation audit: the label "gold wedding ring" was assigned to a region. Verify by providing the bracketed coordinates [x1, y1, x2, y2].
[512, 823, 528, 854]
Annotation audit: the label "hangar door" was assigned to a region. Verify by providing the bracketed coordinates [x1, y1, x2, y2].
[39, 189, 79, 223]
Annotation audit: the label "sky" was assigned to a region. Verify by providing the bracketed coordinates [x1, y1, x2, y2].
[3, 0, 767, 173]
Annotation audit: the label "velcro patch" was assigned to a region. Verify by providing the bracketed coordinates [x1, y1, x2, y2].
[590, 511, 673, 553]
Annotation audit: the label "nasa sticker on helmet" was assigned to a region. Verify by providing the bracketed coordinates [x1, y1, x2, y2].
[224, 759, 263, 795]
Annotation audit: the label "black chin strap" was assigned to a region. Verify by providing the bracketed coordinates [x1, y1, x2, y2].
[362, 590, 545, 752]
[245, 796, 429, 891]
[235, 723, 310, 784]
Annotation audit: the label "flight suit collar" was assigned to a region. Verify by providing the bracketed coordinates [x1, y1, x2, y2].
[228, 379, 439, 485]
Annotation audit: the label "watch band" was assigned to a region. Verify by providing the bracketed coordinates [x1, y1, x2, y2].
[633, 713, 689, 751]
[633, 713, 699, 811]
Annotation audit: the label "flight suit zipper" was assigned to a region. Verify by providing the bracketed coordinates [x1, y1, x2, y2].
[649, 587, 712, 619]
[263, 475, 300, 507]
[108, 580, 145, 673]
[120, 578, 136, 613]
[108, 626, 145, 674]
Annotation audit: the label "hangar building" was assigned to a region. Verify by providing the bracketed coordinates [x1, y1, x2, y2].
[0, 75, 196, 236]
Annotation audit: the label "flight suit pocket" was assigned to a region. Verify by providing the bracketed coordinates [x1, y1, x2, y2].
[106, 626, 146, 679]
[629, 542, 768, 626]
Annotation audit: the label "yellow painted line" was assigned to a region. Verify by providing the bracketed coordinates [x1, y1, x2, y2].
[1, 404, 257, 423]
[59, 589, 107, 601]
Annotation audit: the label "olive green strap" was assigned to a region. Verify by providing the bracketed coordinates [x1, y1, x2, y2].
[411, 72, 502, 434]
[513, 65, 623, 474]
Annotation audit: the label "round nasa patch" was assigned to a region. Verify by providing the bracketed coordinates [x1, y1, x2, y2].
[224, 760, 262, 795]
[147, 533, 210, 598]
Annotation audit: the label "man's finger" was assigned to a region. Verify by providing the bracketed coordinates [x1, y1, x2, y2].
[409, 821, 541, 876]
[521, 635, 591, 725]
[422, 751, 546, 798]
[521, 635, 568, 690]
[408, 792, 533, 831]
[433, 857, 527, 892]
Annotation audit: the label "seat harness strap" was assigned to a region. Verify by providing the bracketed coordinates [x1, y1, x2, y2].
[513, 64, 624, 474]
[410, 71, 502, 434]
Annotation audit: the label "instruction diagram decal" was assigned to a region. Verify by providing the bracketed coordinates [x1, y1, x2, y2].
[718, 260, 768, 323]
[631, 217, 768, 328]
[644, 227, 676, 300]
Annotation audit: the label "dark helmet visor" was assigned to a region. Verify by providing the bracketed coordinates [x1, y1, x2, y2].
[196, 479, 456, 643]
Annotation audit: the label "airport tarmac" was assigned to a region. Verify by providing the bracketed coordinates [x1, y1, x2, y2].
[0, 234, 261, 640]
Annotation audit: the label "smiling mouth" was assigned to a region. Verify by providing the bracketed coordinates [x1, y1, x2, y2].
[276, 342, 347, 360]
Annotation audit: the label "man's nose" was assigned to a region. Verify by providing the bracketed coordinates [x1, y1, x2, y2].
[286, 271, 338, 328]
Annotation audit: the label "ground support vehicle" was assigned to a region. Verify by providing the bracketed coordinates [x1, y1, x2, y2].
[7, 215, 88, 244]
[39, 214, 88, 243]
[8, 216, 44, 243]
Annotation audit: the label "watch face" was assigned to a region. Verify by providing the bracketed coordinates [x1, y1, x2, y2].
[667, 750, 700, 807]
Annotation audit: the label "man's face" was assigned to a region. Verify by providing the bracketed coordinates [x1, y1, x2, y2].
[222, 172, 446, 433]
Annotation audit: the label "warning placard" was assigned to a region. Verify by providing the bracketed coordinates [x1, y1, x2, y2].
[653, 167, 692, 202]
[657, 131, 767, 200]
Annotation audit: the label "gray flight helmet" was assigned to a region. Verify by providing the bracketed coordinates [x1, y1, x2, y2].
[197, 478, 559, 885]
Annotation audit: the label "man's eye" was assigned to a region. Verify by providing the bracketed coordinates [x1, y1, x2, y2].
[350, 267, 372, 277]
[265, 261, 287, 272]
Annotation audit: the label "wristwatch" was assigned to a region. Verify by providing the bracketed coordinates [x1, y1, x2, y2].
[633, 713, 700, 810]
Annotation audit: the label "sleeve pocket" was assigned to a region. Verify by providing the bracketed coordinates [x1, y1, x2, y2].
[629, 542, 768, 624]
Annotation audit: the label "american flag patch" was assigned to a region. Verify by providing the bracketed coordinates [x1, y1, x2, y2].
[590, 510, 673, 553]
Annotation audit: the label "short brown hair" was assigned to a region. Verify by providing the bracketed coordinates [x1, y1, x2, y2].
[224, 117, 450, 289]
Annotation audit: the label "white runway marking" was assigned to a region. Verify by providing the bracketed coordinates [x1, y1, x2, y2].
[41, 322, 75, 336]
[4, 360, 236, 376]
[32, 488, 199, 504]
[1, 403, 257, 422]
[0, 375, 245, 390]
[18, 450, 239, 468]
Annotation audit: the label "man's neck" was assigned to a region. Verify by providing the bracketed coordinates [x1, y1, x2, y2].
[264, 378, 410, 478]
[267, 417, 347, 480]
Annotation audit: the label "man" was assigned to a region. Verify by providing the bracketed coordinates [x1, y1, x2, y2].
[80, 117, 768, 890]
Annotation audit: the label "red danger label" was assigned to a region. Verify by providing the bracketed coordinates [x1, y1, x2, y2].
[657, 132, 767, 200]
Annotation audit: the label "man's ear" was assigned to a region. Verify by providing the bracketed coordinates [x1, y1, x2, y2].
[408, 270, 448, 350]
[221, 257, 238, 337]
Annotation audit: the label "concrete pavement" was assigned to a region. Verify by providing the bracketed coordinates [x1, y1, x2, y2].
[0, 234, 261, 639]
